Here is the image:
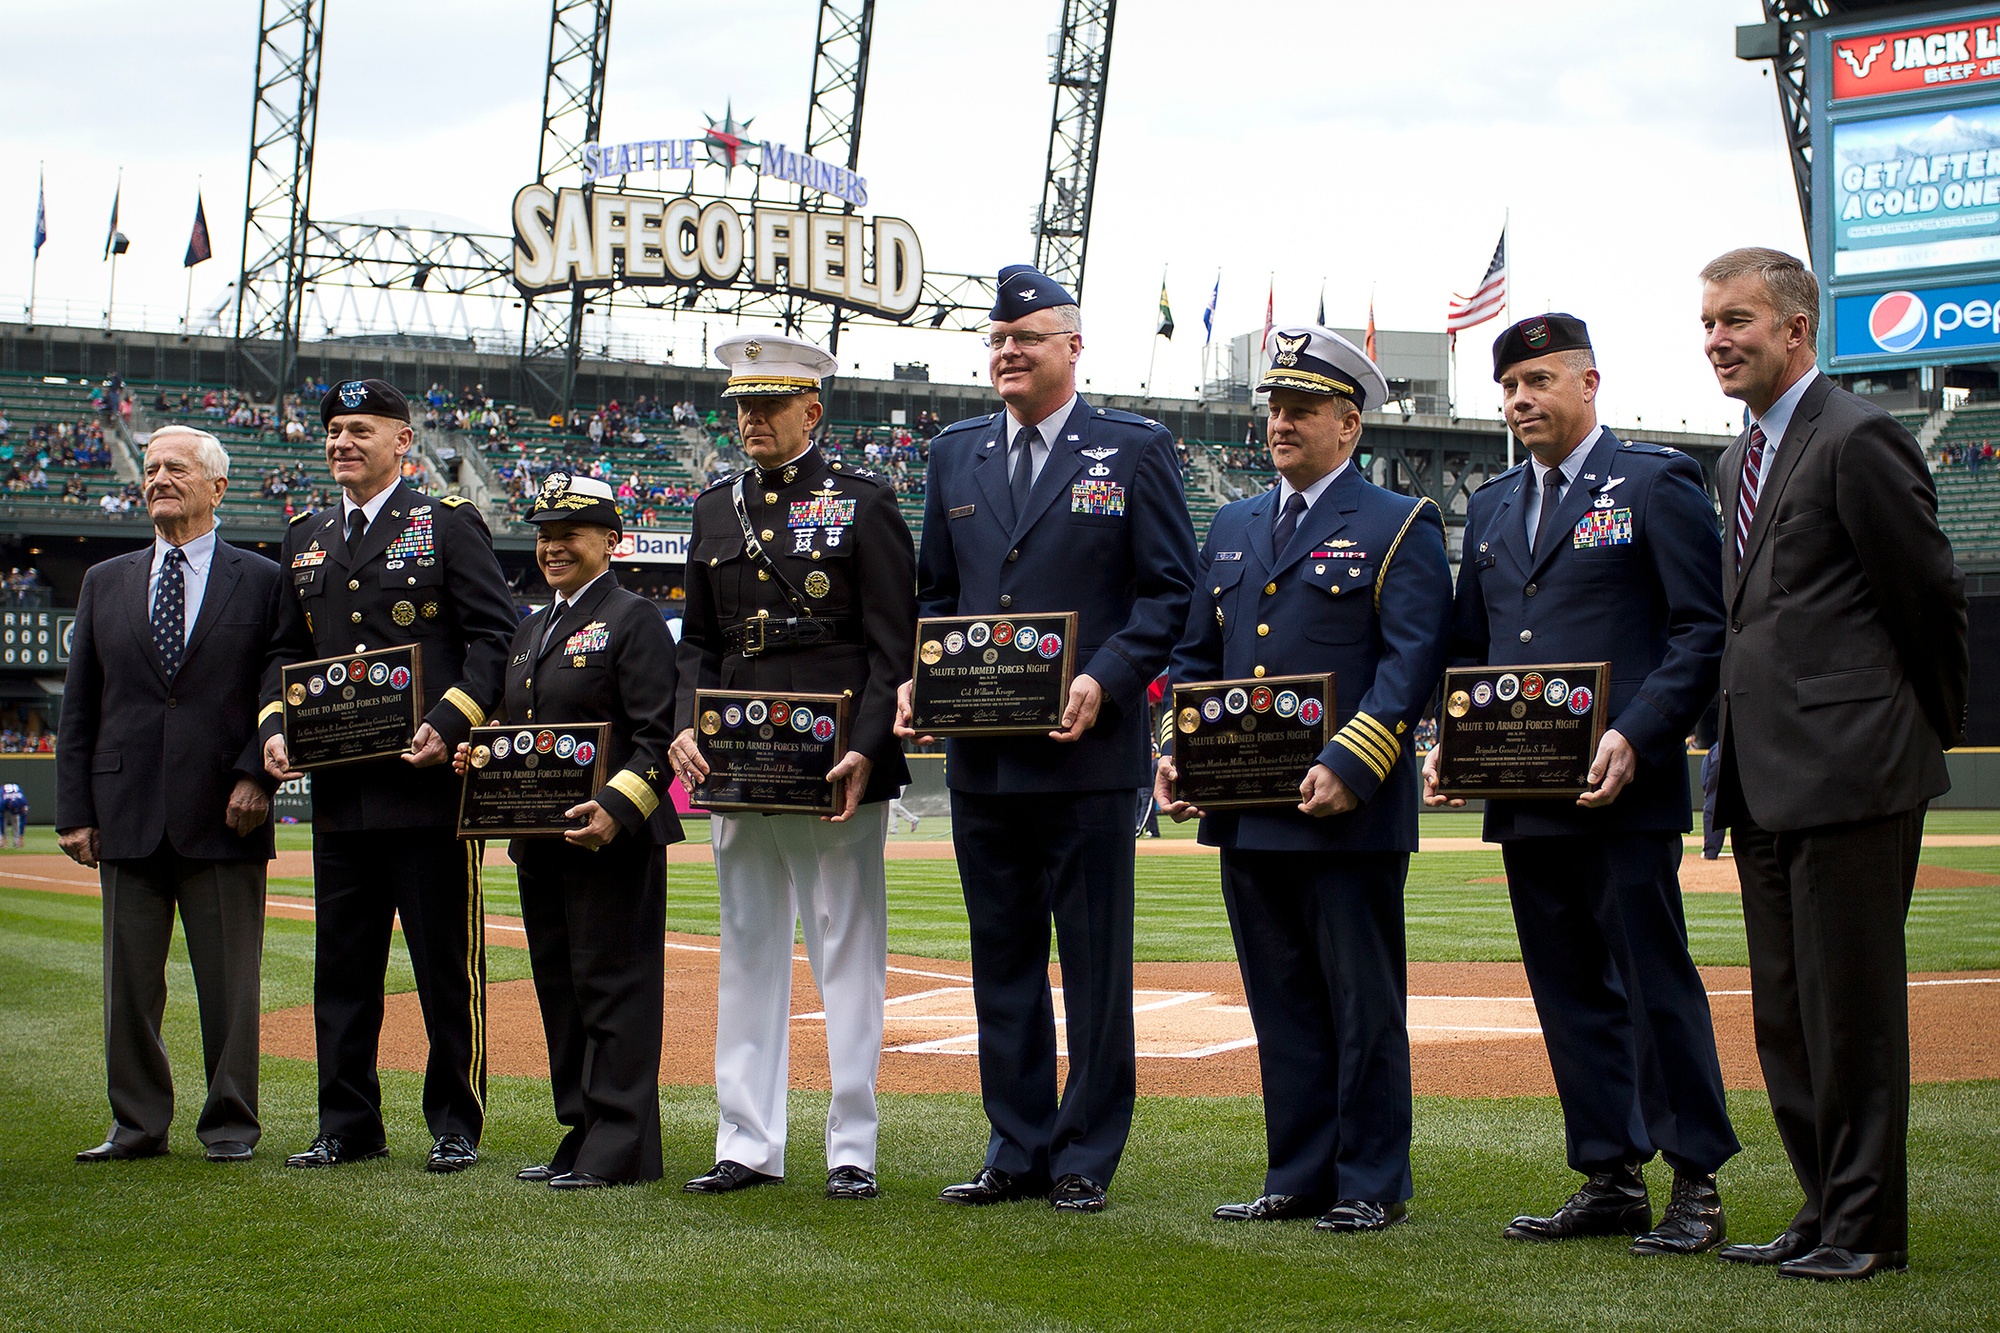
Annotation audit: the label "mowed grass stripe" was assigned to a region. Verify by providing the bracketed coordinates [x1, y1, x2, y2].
[0, 887, 1995, 1331]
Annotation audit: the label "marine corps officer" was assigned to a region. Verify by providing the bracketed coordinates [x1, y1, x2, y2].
[669, 333, 917, 1201]
[1157, 326, 1452, 1232]
[455, 472, 683, 1189]
[898, 266, 1198, 1212]
[1424, 316, 1737, 1255]
[261, 378, 517, 1172]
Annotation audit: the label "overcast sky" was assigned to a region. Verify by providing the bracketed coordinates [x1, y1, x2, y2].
[3, 0, 1804, 434]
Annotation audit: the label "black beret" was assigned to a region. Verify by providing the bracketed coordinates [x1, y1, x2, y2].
[526, 473, 623, 534]
[320, 378, 411, 427]
[989, 264, 1077, 322]
[1492, 314, 1592, 380]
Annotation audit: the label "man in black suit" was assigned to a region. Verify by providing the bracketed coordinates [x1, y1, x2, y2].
[260, 379, 517, 1173]
[1699, 248, 1969, 1281]
[57, 425, 287, 1163]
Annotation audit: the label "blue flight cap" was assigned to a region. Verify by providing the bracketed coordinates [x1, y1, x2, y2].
[989, 265, 1078, 321]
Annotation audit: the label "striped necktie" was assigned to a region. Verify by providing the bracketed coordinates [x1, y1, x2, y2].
[1734, 424, 1768, 567]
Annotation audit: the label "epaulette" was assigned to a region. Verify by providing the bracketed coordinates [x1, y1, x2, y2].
[1617, 438, 1676, 456]
[826, 460, 891, 485]
[934, 414, 996, 437]
[288, 509, 315, 524]
[1474, 463, 1527, 493]
[439, 494, 472, 507]
[701, 468, 747, 494]
[1092, 406, 1162, 428]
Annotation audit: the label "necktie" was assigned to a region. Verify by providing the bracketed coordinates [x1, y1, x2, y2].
[1273, 491, 1308, 554]
[345, 506, 369, 561]
[1532, 466, 1567, 558]
[539, 600, 569, 657]
[1735, 424, 1768, 567]
[152, 547, 186, 678]
[1009, 427, 1038, 525]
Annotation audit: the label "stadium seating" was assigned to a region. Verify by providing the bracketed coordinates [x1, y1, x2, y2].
[0, 373, 134, 521]
[1927, 402, 2000, 568]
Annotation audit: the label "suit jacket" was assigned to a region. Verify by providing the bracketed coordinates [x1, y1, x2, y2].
[57, 537, 287, 862]
[1449, 428, 1725, 839]
[258, 481, 519, 831]
[1166, 464, 1453, 852]
[916, 396, 1200, 793]
[500, 573, 685, 847]
[675, 447, 916, 805]
[1715, 374, 1968, 832]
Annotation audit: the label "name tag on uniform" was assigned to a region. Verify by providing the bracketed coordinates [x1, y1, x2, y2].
[949, 504, 976, 519]
[1213, 551, 1243, 561]
[1573, 508, 1634, 547]
[1071, 479, 1126, 516]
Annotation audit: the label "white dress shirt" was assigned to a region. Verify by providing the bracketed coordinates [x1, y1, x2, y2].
[340, 482, 398, 538]
[1003, 393, 1079, 487]
[1523, 425, 1601, 547]
[540, 570, 611, 653]
[1276, 457, 1350, 517]
[147, 527, 217, 648]
[1750, 366, 1820, 460]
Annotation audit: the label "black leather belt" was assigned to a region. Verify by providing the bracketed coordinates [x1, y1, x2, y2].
[723, 615, 862, 657]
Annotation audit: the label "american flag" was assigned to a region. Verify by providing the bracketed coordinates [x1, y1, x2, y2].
[1446, 227, 1507, 332]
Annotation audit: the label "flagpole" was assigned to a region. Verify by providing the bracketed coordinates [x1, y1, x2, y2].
[183, 176, 198, 335]
[1503, 209, 1513, 468]
[1145, 264, 1165, 398]
[104, 167, 121, 334]
[27, 165, 41, 329]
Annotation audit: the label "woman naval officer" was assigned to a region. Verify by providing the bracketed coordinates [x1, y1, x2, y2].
[453, 472, 684, 1188]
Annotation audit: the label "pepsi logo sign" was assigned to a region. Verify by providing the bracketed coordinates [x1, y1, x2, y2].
[1869, 290, 1928, 353]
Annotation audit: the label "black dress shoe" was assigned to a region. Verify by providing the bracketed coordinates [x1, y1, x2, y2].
[827, 1165, 879, 1199]
[1778, 1245, 1908, 1281]
[1049, 1174, 1107, 1212]
[516, 1164, 560, 1183]
[1719, 1228, 1817, 1266]
[1214, 1194, 1324, 1222]
[683, 1160, 781, 1194]
[938, 1166, 1051, 1205]
[1504, 1162, 1651, 1241]
[548, 1171, 613, 1190]
[1315, 1199, 1409, 1232]
[285, 1134, 388, 1169]
[75, 1139, 166, 1163]
[203, 1140, 254, 1163]
[426, 1134, 478, 1173]
[1630, 1172, 1725, 1255]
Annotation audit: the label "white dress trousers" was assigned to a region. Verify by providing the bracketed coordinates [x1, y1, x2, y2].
[711, 802, 889, 1174]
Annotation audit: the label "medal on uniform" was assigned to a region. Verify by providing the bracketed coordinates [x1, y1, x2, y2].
[804, 571, 831, 598]
[392, 600, 416, 626]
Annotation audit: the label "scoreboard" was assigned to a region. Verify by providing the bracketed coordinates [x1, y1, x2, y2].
[1815, 4, 2000, 371]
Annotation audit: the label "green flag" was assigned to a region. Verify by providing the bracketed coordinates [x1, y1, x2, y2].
[1156, 277, 1175, 340]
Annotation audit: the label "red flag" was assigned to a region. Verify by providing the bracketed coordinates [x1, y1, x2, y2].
[1365, 299, 1378, 363]
[1260, 278, 1273, 353]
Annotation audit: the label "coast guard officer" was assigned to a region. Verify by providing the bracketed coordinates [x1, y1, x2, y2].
[1157, 327, 1451, 1232]
[457, 473, 685, 1189]
[261, 378, 517, 1173]
[1423, 316, 1738, 1254]
[898, 265, 1199, 1212]
[670, 333, 916, 1201]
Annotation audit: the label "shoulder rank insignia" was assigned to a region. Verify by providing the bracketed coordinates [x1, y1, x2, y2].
[289, 510, 314, 524]
[440, 495, 470, 508]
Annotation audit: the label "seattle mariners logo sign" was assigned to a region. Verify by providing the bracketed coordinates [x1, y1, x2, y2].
[337, 381, 367, 409]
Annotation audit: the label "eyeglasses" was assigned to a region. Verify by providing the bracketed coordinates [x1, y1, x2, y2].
[980, 331, 1072, 350]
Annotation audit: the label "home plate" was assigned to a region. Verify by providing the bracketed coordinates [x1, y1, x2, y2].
[798, 987, 1544, 1059]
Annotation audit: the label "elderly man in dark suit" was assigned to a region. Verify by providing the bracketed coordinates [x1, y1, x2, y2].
[1699, 248, 1969, 1282]
[57, 425, 286, 1163]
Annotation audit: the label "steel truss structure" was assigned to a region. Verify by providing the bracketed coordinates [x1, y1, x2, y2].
[232, 0, 326, 399]
[1033, 0, 1116, 301]
[224, 0, 1084, 409]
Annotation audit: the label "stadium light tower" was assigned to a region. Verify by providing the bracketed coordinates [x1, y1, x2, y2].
[233, 0, 327, 402]
[799, 0, 876, 352]
[520, 0, 614, 421]
[1033, 0, 1116, 302]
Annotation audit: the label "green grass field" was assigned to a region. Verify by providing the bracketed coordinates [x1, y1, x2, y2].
[2, 816, 1996, 1329]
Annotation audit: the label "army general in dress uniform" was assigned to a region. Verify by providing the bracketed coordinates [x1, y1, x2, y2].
[670, 333, 916, 1201]
[898, 266, 1199, 1212]
[458, 473, 684, 1189]
[1425, 316, 1738, 1255]
[1157, 327, 1452, 1233]
[261, 378, 517, 1173]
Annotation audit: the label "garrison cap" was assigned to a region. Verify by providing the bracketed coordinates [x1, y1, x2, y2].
[713, 331, 837, 398]
[320, 377, 410, 427]
[526, 472, 623, 533]
[1257, 325, 1389, 411]
[989, 264, 1077, 322]
[1492, 313, 1592, 380]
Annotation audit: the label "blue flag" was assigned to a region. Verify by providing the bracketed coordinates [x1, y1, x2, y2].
[184, 194, 211, 267]
[1202, 273, 1219, 346]
[32, 171, 45, 256]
